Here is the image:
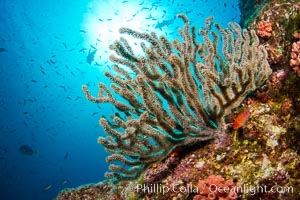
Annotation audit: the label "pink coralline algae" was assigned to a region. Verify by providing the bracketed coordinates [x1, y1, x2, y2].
[143, 155, 179, 183]
[290, 40, 300, 77]
[266, 69, 288, 91]
[193, 175, 238, 200]
[256, 21, 272, 38]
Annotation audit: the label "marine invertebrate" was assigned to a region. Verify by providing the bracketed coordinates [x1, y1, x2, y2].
[266, 69, 287, 91]
[279, 98, 293, 117]
[293, 32, 300, 39]
[290, 40, 300, 77]
[194, 174, 237, 200]
[256, 21, 272, 38]
[82, 14, 271, 182]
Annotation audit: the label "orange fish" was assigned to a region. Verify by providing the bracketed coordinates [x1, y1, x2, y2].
[233, 109, 250, 129]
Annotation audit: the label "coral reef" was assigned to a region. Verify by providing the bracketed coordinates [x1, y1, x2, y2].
[56, 1, 300, 199]
[244, 0, 300, 74]
[55, 181, 117, 200]
[82, 14, 271, 182]
[56, 107, 300, 199]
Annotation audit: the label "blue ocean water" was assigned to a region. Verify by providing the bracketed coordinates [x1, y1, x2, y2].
[0, 0, 240, 199]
